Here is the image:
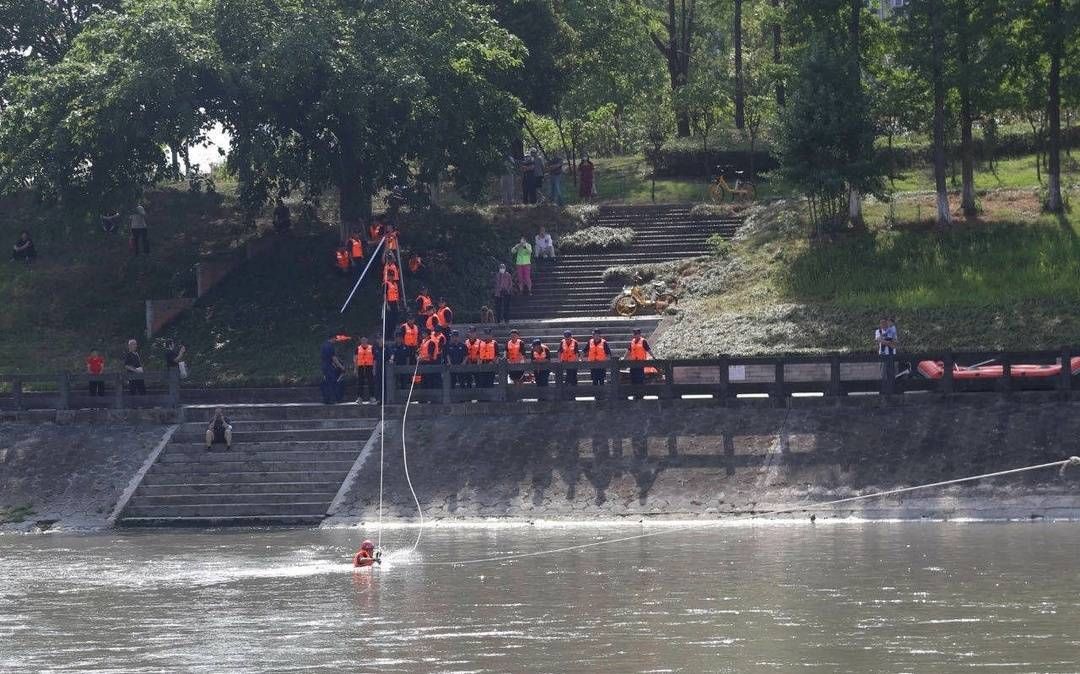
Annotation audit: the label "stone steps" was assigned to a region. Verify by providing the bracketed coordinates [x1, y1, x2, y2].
[137, 481, 342, 495]
[140, 470, 351, 486]
[158, 449, 361, 463]
[128, 492, 339, 507]
[123, 502, 330, 518]
[170, 428, 372, 444]
[122, 515, 324, 527]
[146, 459, 357, 475]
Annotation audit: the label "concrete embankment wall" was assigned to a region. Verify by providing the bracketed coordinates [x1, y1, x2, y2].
[327, 396, 1080, 524]
[0, 412, 171, 531]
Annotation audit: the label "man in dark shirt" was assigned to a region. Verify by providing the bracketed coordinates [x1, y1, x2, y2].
[164, 339, 186, 379]
[389, 337, 416, 393]
[123, 339, 146, 395]
[445, 330, 469, 390]
[320, 334, 345, 404]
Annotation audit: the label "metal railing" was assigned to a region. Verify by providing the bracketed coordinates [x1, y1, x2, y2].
[2, 348, 1076, 411]
[0, 370, 180, 411]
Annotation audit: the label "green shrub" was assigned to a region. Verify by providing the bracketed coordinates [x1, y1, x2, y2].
[708, 234, 732, 257]
[558, 226, 636, 252]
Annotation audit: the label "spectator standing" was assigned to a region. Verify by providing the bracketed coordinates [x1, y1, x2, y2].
[205, 408, 233, 451]
[521, 152, 537, 204]
[11, 231, 36, 264]
[586, 329, 612, 386]
[578, 155, 595, 200]
[547, 154, 565, 206]
[531, 150, 546, 201]
[130, 205, 149, 255]
[446, 330, 469, 389]
[501, 153, 517, 205]
[510, 237, 533, 294]
[272, 198, 291, 233]
[354, 336, 377, 403]
[875, 318, 898, 394]
[164, 339, 187, 380]
[86, 350, 106, 397]
[124, 339, 146, 395]
[494, 263, 513, 323]
[534, 227, 555, 264]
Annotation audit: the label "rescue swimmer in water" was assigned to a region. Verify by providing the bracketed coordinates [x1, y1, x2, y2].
[352, 539, 382, 567]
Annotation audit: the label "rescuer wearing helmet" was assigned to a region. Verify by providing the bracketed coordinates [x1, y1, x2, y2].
[352, 540, 380, 567]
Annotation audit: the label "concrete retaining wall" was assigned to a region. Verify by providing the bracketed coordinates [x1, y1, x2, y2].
[326, 397, 1080, 524]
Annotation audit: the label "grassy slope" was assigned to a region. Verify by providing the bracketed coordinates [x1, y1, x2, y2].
[654, 187, 1080, 358]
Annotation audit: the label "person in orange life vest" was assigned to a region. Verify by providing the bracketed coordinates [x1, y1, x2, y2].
[419, 329, 443, 390]
[531, 338, 551, 387]
[383, 253, 400, 285]
[476, 327, 499, 388]
[587, 329, 612, 386]
[368, 219, 384, 245]
[415, 287, 435, 319]
[353, 539, 380, 567]
[407, 254, 423, 274]
[399, 317, 420, 350]
[384, 224, 399, 252]
[558, 330, 580, 386]
[623, 327, 654, 392]
[334, 246, 351, 274]
[434, 299, 453, 328]
[424, 311, 440, 334]
[354, 336, 377, 404]
[347, 228, 365, 264]
[505, 329, 526, 383]
[463, 326, 482, 389]
[382, 278, 401, 337]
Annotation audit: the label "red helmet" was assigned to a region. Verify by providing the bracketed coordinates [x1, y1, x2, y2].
[361, 540, 375, 552]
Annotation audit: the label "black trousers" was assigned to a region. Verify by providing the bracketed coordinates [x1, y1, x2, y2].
[535, 370, 549, 387]
[591, 368, 606, 386]
[356, 366, 374, 399]
[88, 380, 106, 396]
[563, 368, 577, 386]
[451, 372, 470, 389]
[128, 379, 146, 395]
[495, 294, 511, 323]
[131, 229, 149, 254]
[880, 355, 896, 394]
[523, 173, 536, 203]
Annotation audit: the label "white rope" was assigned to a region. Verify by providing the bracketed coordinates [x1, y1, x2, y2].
[400, 357, 425, 552]
[414, 456, 1080, 567]
[339, 236, 386, 314]
[376, 296, 386, 551]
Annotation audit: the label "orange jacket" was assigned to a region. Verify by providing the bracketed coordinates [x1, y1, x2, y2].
[587, 339, 609, 362]
[559, 338, 579, 362]
[506, 338, 525, 363]
[627, 337, 649, 361]
[400, 323, 419, 347]
[355, 344, 375, 366]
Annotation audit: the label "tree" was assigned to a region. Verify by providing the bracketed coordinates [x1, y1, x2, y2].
[733, 0, 744, 129]
[771, 0, 784, 107]
[1044, 0, 1071, 213]
[0, 0, 121, 84]
[777, 41, 883, 234]
[648, 0, 697, 136]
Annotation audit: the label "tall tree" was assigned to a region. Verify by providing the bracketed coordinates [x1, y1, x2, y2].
[1045, 0, 1066, 212]
[649, 0, 697, 136]
[847, 0, 865, 228]
[771, 0, 784, 107]
[0, 0, 121, 84]
[929, 0, 951, 227]
[733, 0, 745, 129]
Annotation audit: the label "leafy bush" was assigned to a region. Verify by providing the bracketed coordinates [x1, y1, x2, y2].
[602, 258, 698, 286]
[707, 234, 732, 257]
[558, 226, 636, 252]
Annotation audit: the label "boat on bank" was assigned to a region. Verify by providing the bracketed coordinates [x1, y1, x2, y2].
[917, 357, 1080, 380]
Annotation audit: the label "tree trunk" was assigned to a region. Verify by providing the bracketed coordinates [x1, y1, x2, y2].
[772, 0, 784, 107]
[734, 0, 745, 130]
[957, 0, 977, 216]
[930, 0, 951, 228]
[847, 0, 865, 230]
[1045, 0, 1064, 212]
[651, 0, 695, 137]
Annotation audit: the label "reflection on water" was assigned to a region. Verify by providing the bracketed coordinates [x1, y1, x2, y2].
[2, 523, 1079, 673]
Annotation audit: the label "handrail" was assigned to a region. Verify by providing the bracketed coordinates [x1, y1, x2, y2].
[1, 348, 1077, 410]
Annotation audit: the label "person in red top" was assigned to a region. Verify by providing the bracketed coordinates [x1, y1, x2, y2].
[383, 253, 400, 284]
[86, 350, 106, 396]
[347, 229, 365, 264]
[368, 219, 384, 245]
[352, 539, 380, 567]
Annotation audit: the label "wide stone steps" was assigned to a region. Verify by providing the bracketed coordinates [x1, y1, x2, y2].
[118, 405, 379, 527]
[183, 404, 382, 421]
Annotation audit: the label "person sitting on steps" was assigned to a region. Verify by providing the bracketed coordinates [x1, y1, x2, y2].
[205, 407, 233, 451]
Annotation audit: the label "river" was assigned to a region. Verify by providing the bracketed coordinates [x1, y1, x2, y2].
[1, 522, 1078, 673]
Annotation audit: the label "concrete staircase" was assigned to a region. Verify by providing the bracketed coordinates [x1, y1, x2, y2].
[119, 406, 379, 526]
[513, 204, 740, 319]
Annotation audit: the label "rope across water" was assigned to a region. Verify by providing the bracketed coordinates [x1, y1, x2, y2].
[408, 456, 1080, 568]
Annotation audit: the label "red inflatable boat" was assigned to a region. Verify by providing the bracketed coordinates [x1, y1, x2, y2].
[917, 357, 1080, 380]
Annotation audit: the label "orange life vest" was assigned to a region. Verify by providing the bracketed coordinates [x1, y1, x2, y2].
[532, 345, 550, 362]
[335, 248, 351, 271]
[433, 331, 446, 349]
[425, 313, 440, 332]
[408, 255, 422, 273]
[587, 339, 608, 362]
[478, 339, 496, 363]
[349, 236, 364, 260]
[400, 323, 419, 347]
[419, 337, 441, 362]
[465, 338, 481, 363]
[385, 231, 399, 251]
[628, 337, 648, 361]
[355, 344, 374, 366]
[383, 262, 400, 284]
[506, 338, 525, 363]
[353, 550, 375, 567]
[559, 338, 579, 362]
[435, 306, 452, 327]
[385, 280, 400, 303]
[416, 293, 434, 315]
